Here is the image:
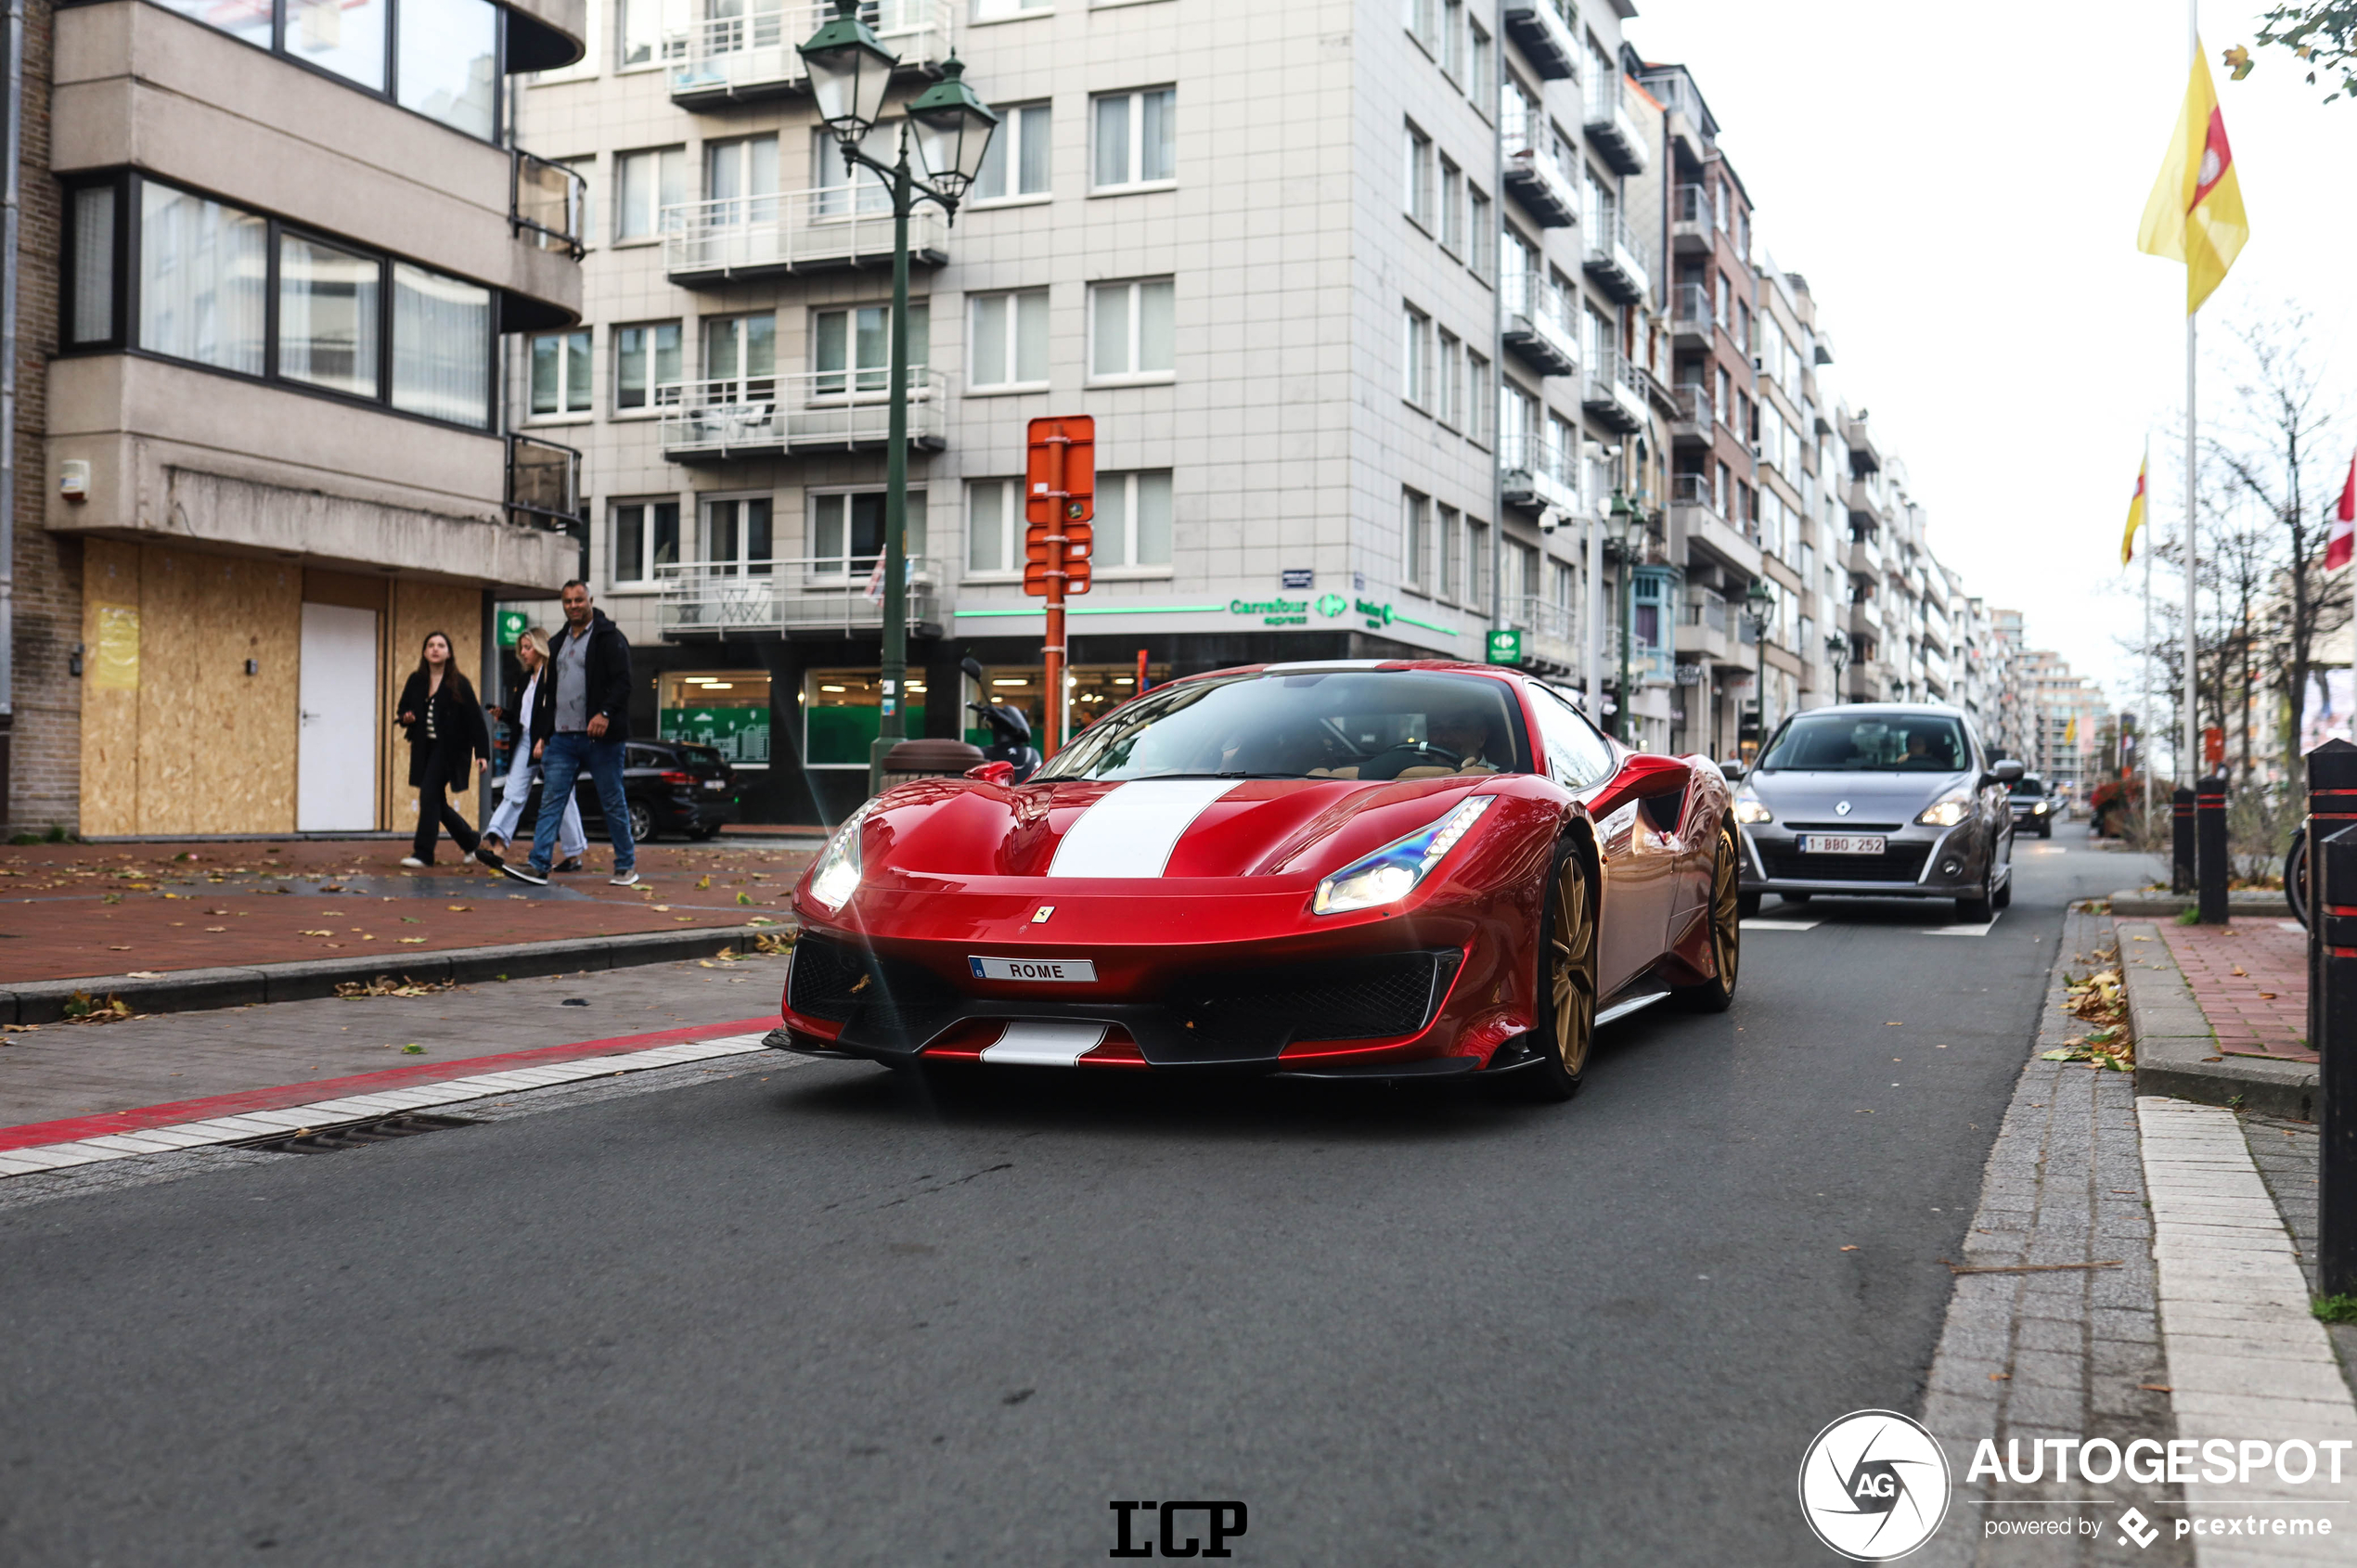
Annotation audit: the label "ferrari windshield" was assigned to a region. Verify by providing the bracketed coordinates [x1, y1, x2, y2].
[1758, 712, 1970, 774]
[1034, 670, 1534, 783]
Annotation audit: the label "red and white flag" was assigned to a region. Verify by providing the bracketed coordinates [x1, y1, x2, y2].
[2330, 455, 2357, 572]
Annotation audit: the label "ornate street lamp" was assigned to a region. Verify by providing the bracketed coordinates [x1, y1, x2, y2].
[1743, 577, 1775, 758]
[1825, 630, 1852, 703]
[800, 2, 998, 797]
[1606, 492, 1642, 745]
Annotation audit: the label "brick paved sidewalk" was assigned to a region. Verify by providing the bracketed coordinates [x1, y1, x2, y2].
[0, 835, 815, 983]
[2156, 919, 2315, 1065]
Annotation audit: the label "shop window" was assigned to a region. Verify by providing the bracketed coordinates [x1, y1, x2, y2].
[803, 668, 934, 768]
[968, 663, 1171, 746]
[659, 671, 771, 766]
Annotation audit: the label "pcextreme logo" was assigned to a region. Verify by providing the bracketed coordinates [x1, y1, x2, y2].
[1798, 1410, 1952, 1562]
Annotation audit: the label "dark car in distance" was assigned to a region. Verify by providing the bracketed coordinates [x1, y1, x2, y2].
[2008, 773, 2057, 839]
[495, 739, 740, 845]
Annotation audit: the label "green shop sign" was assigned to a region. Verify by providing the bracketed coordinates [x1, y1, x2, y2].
[496, 610, 529, 649]
[1230, 597, 1310, 626]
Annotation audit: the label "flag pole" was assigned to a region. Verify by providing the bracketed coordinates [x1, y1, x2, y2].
[2181, 0, 2201, 789]
[2144, 437, 2156, 823]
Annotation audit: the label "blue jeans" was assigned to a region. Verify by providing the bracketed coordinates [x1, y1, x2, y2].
[534, 731, 633, 874]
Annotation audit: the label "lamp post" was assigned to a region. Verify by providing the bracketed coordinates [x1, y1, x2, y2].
[1744, 576, 1775, 760]
[1825, 631, 1851, 704]
[800, 0, 998, 798]
[1606, 492, 1640, 746]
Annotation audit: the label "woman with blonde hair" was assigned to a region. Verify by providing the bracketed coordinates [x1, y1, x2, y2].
[482, 626, 587, 870]
[396, 630, 494, 868]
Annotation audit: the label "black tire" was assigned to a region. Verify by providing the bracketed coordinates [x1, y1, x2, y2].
[2287, 829, 2310, 929]
[2038, 819, 2053, 839]
[1956, 863, 1995, 922]
[1675, 829, 1742, 1012]
[627, 801, 656, 844]
[1993, 873, 2013, 911]
[1511, 838, 1599, 1103]
[1737, 890, 1763, 919]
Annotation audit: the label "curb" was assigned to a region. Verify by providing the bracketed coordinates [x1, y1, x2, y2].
[2119, 918, 2318, 1121]
[2107, 887, 2291, 918]
[0, 923, 792, 1027]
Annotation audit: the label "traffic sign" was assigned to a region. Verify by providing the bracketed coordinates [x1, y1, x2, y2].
[1486, 627, 1523, 665]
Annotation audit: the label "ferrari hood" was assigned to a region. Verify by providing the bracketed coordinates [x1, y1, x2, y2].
[866, 775, 1490, 882]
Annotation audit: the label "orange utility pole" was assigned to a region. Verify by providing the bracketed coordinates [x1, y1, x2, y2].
[1024, 416, 1093, 755]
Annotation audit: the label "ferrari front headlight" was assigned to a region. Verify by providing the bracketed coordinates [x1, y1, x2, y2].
[806, 799, 881, 911]
[1313, 796, 1494, 916]
[1915, 788, 1974, 828]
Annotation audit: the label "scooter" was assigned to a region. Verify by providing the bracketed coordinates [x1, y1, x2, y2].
[960, 655, 1043, 782]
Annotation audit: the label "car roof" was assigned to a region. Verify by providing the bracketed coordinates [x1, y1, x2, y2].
[1784, 701, 1969, 719]
[1179, 659, 1528, 682]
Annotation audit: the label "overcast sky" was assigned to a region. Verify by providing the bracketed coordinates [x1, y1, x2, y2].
[1622, 0, 2357, 712]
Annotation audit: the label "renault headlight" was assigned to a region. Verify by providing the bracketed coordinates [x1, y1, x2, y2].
[1732, 791, 1773, 825]
[806, 799, 881, 912]
[1313, 797, 1494, 916]
[1915, 788, 1974, 828]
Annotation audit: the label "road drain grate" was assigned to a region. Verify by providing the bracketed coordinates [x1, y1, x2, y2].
[238, 1112, 479, 1155]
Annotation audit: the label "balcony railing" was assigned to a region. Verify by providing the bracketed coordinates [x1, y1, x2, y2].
[656, 367, 949, 460]
[1668, 383, 1712, 439]
[1499, 431, 1582, 518]
[661, 189, 947, 282]
[1583, 83, 1648, 176]
[1500, 109, 1578, 227]
[1581, 212, 1648, 304]
[1580, 351, 1645, 434]
[1499, 2, 1576, 79]
[506, 431, 581, 530]
[1499, 271, 1579, 378]
[1668, 281, 1713, 346]
[1510, 594, 1578, 670]
[658, 554, 946, 638]
[665, 0, 955, 106]
[511, 150, 586, 259]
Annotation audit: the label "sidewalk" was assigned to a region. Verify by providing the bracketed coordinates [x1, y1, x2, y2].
[0, 834, 817, 985]
[2155, 919, 2315, 1065]
[2122, 916, 2319, 1122]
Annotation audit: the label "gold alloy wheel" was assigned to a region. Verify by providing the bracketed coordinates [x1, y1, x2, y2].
[1708, 830, 1741, 994]
[1551, 854, 1598, 1075]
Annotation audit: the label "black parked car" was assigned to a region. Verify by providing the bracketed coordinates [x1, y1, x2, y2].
[496, 739, 740, 845]
[2007, 773, 2057, 839]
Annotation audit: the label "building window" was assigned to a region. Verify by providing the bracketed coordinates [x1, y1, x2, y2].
[1439, 156, 1463, 253]
[1402, 489, 1430, 589]
[1467, 350, 1492, 444]
[814, 302, 928, 396]
[67, 185, 117, 346]
[618, 0, 683, 68]
[702, 311, 776, 397]
[1468, 518, 1489, 607]
[1404, 122, 1434, 229]
[1088, 279, 1174, 380]
[395, 0, 497, 139]
[1095, 470, 1172, 568]
[967, 478, 1019, 574]
[614, 320, 681, 410]
[139, 182, 265, 375]
[1403, 0, 1436, 52]
[610, 497, 680, 585]
[810, 488, 927, 577]
[703, 135, 779, 225]
[973, 0, 1050, 17]
[1468, 186, 1493, 279]
[528, 328, 591, 417]
[278, 232, 380, 399]
[614, 146, 687, 240]
[814, 124, 895, 215]
[1401, 304, 1430, 408]
[658, 670, 770, 765]
[1442, 0, 1464, 78]
[974, 102, 1050, 201]
[1092, 88, 1176, 189]
[1437, 503, 1462, 600]
[390, 263, 489, 427]
[698, 493, 774, 575]
[1468, 18, 1494, 109]
[970, 289, 1050, 389]
[1436, 328, 1462, 430]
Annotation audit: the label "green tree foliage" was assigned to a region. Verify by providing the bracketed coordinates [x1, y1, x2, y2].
[2235, 5, 2357, 101]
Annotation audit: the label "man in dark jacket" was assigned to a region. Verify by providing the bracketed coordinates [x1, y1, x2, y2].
[505, 581, 638, 887]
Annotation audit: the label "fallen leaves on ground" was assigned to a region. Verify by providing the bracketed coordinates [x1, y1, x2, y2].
[60, 991, 133, 1023]
[299, 929, 334, 937]
[397, 936, 427, 945]
[333, 975, 456, 998]
[696, 876, 711, 890]
[447, 905, 471, 913]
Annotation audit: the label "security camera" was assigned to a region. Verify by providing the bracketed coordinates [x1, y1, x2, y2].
[1538, 507, 1565, 534]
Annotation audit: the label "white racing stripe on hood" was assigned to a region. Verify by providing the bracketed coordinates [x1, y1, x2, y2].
[1046, 778, 1236, 879]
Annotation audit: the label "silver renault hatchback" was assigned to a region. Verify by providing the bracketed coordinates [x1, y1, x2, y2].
[1728, 703, 2020, 920]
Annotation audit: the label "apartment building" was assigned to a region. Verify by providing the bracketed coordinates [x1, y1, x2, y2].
[2015, 646, 2104, 791]
[2, 0, 588, 833]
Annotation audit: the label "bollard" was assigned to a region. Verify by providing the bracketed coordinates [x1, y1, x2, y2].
[2196, 775, 2229, 924]
[2318, 822, 2357, 1296]
[2172, 787, 2196, 895]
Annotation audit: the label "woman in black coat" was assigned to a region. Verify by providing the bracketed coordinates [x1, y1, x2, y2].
[395, 631, 496, 868]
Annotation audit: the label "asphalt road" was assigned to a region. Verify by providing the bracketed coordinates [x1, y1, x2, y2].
[0, 824, 2158, 1566]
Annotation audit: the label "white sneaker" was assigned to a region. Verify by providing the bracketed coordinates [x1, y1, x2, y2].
[399, 856, 427, 868]
[462, 853, 477, 865]
[610, 870, 640, 887]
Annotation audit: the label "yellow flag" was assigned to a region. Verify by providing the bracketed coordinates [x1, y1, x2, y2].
[2121, 446, 2148, 567]
[2137, 41, 2249, 315]
[2065, 714, 2079, 746]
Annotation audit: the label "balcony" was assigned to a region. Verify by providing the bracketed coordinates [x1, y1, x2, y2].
[1580, 352, 1647, 434]
[663, 189, 946, 284]
[1666, 473, 1762, 578]
[1671, 183, 1713, 255]
[1845, 533, 1883, 580]
[1499, 431, 1581, 519]
[1668, 382, 1712, 445]
[1842, 415, 1882, 472]
[657, 368, 948, 461]
[658, 555, 947, 639]
[1510, 595, 1578, 674]
[1581, 213, 1649, 305]
[1583, 84, 1649, 176]
[1668, 281, 1713, 351]
[1677, 593, 1743, 667]
[506, 431, 581, 532]
[512, 151, 587, 262]
[1500, 272, 1579, 378]
[1500, 109, 1578, 227]
[1845, 475, 1886, 526]
[666, 0, 955, 109]
[1849, 597, 1883, 637]
[1499, 1, 1577, 79]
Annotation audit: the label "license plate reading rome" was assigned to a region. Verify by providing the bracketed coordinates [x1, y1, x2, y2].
[1798, 834, 1886, 855]
[969, 956, 1100, 983]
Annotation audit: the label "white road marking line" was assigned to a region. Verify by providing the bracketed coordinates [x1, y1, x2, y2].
[0, 1032, 771, 1179]
[980, 1021, 1109, 1067]
[1925, 918, 1999, 936]
[1046, 778, 1235, 878]
[1739, 919, 1821, 932]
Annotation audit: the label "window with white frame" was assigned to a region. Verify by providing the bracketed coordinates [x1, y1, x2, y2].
[1468, 186, 1493, 278]
[974, 102, 1050, 201]
[1469, 19, 1494, 110]
[1468, 350, 1492, 443]
[967, 478, 1022, 574]
[1439, 156, 1463, 252]
[704, 135, 779, 225]
[1093, 471, 1173, 568]
[1093, 88, 1176, 189]
[617, 0, 683, 67]
[1403, 0, 1436, 52]
[810, 489, 928, 578]
[1436, 328, 1462, 429]
[813, 302, 928, 395]
[1403, 123, 1434, 229]
[970, 289, 1050, 389]
[1437, 504, 1462, 600]
[529, 329, 591, 416]
[1088, 278, 1174, 379]
[1549, 411, 1578, 485]
[702, 312, 775, 399]
[614, 147, 686, 240]
[1468, 517, 1490, 606]
[610, 497, 680, 585]
[699, 493, 774, 575]
[1402, 489, 1430, 588]
[974, 0, 1050, 17]
[1402, 304, 1431, 408]
[814, 124, 895, 215]
[614, 320, 680, 411]
[1442, 0, 1464, 78]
